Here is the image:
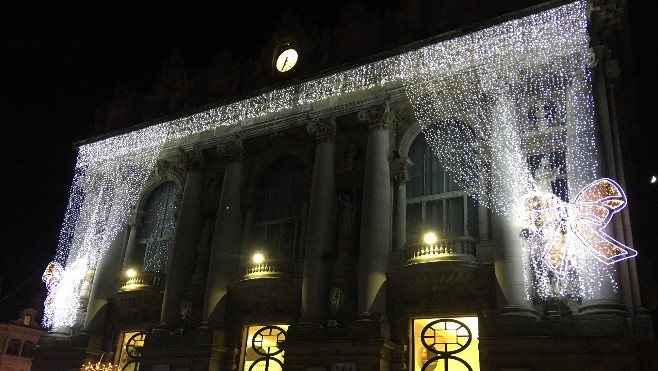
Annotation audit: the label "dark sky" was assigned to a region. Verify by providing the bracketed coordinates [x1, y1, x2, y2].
[0, 1, 656, 322]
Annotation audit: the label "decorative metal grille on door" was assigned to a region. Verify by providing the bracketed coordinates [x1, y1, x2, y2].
[413, 317, 479, 371]
[242, 325, 288, 371]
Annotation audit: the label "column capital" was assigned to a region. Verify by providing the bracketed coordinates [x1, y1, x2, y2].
[306, 115, 337, 143]
[390, 157, 413, 184]
[177, 147, 205, 171]
[217, 133, 243, 162]
[127, 209, 145, 228]
[358, 102, 393, 130]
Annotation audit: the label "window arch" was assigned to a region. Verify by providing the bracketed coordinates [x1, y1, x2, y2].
[253, 156, 304, 259]
[406, 131, 478, 241]
[138, 181, 179, 273]
[20, 341, 36, 358]
[5, 339, 21, 356]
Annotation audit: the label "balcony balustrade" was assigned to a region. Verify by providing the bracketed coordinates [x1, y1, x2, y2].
[406, 236, 477, 265]
[242, 259, 293, 280]
[118, 271, 165, 292]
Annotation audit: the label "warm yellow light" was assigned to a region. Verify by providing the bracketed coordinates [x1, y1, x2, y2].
[125, 269, 136, 278]
[423, 232, 438, 245]
[252, 253, 265, 264]
[276, 49, 298, 72]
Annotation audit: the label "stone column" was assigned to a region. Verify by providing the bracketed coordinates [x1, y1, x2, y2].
[84, 226, 128, 332]
[202, 135, 245, 326]
[160, 148, 206, 328]
[299, 116, 337, 325]
[490, 94, 537, 317]
[566, 66, 624, 315]
[121, 211, 143, 270]
[390, 157, 412, 252]
[357, 103, 393, 316]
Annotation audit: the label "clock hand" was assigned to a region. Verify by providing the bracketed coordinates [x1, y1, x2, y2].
[282, 57, 289, 70]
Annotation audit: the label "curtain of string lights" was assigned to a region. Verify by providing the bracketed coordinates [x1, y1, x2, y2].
[43, 1, 616, 328]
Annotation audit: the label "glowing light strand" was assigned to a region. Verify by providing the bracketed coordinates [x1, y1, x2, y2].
[45, 2, 612, 326]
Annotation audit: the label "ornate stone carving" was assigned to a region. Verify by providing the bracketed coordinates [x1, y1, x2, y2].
[394, 107, 415, 151]
[390, 157, 413, 184]
[306, 115, 336, 143]
[151, 159, 185, 184]
[358, 101, 393, 130]
[217, 133, 243, 162]
[605, 59, 621, 80]
[177, 147, 205, 171]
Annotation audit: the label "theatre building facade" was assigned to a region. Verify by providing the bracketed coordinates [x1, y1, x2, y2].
[33, 1, 656, 370]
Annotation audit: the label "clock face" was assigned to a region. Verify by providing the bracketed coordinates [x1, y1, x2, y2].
[275, 48, 298, 72]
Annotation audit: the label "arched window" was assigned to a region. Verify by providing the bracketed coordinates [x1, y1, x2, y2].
[5, 339, 21, 356]
[20, 341, 36, 358]
[139, 182, 179, 273]
[253, 156, 304, 259]
[407, 132, 478, 241]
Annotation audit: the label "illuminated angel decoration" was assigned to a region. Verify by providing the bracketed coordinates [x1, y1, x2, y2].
[522, 178, 637, 277]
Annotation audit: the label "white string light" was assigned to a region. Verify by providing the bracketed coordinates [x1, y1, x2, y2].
[45, 1, 616, 327]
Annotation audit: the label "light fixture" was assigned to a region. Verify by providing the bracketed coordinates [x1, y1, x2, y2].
[125, 269, 136, 278]
[252, 253, 265, 264]
[651, 175, 656, 184]
[423, 232, 438, 245]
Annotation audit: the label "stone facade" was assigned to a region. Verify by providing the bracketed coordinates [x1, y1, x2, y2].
[33, 1, 656, 370]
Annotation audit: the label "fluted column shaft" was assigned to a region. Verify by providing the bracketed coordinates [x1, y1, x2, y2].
[357, 104, 392, 315]
[202, 138, 244, 325]
[160, 151, 205, 328]
[301, 117, 336, 323]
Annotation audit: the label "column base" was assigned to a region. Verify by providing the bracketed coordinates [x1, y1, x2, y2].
[295, 314, 324, 329]
[49, 326, 73, 337]
[499, 305, 538, 318]
[579, 300, 628, 317]
[354, 312, 384, 324]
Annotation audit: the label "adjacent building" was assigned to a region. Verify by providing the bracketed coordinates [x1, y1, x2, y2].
[1, 308, 46, 371]
[33, 1, 656, 370]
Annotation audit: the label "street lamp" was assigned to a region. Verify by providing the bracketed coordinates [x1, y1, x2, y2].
[252, 253, 265, 264]
[423, 231, 438, 245]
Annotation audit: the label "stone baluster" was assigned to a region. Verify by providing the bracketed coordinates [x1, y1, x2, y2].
[159, 148, 206, 328]
[202, 135, 245, 326]
[357, 102, 393, 317]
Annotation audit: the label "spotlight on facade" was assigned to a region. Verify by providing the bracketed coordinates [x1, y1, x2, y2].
[125, 269, 137, 278]
[423, 232, 438, 245]
[651, 175, 656, 184]
[252, 253, 265, 264]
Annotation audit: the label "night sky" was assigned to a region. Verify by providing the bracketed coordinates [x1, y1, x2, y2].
[1, 1, 656, 323]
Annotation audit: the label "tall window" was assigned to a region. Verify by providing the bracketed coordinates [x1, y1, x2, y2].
[253, 157, 304, 259]
[139, 182, 178, 273]
[21, 341, 36, 358]
[5, 339, 21, 355]
[407, 133, 478, 241]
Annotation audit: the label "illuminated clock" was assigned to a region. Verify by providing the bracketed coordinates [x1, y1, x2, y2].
[275, 48, 298, 73]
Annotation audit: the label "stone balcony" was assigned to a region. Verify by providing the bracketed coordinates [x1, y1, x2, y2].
[405, 236, 476, 264]
[389, 236, 479, 293]
[241, 259, 293, 280]
[228, 259, 300, 321]
[110, 271, 165, 327]
[118, 271, 165, 292]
